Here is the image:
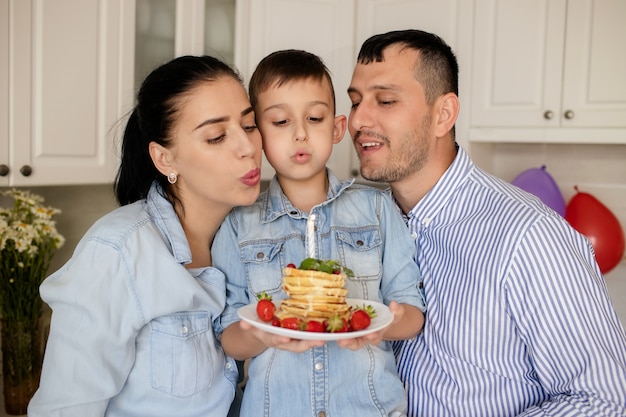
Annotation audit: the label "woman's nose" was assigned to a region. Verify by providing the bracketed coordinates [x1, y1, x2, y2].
[239, 129, 261, 158]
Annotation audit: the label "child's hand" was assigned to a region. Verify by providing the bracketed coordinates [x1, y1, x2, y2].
[335, 301, 403, 350]
[239, 319, 325, 352]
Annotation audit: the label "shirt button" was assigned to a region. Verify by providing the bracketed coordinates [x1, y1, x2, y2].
[356, 240, 364, 246]
[290, 210, 298, 215]
[182, 325, 188, 335]
[225, 362, 232, 369]
[411, 232, 418, 239]
[256, 252, 264, 259]
[318, 412, 326, 417]
[314, 362, 323, 371]
[422, 217, 431, 226]
[419, 282, 424, 289]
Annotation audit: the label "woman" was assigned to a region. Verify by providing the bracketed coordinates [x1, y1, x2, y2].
[28, 55, 262, 417]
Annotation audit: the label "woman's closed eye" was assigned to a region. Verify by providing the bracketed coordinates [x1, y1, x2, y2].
[206, 134, 226, 144]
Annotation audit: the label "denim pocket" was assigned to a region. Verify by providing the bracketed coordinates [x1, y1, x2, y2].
[336, 228, 382, 281]
[151, 312, 215, 397]
[241, 242, 284, 297]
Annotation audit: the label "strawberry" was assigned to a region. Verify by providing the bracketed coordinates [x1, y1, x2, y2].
[305, 320, 325, 332]
[350, 304, 377, 331]
[280, 317, 303, 330]
[256, 292, 275, 322]
[326, 315, 350, 333]
[286, 263, 296, 268]
[271, 317, 281, 327]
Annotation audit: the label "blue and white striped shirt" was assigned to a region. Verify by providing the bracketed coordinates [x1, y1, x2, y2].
[393, 146, 626, 416]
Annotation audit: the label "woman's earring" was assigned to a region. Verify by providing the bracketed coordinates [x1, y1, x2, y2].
[167, 172, 178, 184]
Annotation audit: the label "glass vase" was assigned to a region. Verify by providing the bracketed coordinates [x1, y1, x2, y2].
[1, 317, 42, 415]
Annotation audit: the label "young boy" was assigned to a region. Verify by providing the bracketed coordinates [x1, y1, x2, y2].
[212, 50, 425, 417]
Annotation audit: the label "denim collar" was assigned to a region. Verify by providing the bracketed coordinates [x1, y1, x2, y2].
[145, 181, 192, 265]
[260, 169, 355, 223]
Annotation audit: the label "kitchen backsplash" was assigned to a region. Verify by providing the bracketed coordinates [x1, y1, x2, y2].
[2, 142, 624, 273]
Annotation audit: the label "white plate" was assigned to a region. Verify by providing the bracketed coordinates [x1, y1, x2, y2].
[237, 298, 393, 341]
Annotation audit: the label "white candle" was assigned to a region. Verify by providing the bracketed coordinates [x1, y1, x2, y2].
[306, 213, 316, 259]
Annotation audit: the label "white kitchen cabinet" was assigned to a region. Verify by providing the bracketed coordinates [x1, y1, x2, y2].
[135, 0, 237, 88]
[238, 0, 467, 180]
[469, 0, 626, 144]
[0, 0, 135, 187]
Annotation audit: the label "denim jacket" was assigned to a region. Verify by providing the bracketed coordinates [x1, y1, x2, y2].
[212, 170, 424, 417]
[28, 182, 238, 417]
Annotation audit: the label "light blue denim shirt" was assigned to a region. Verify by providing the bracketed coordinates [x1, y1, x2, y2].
[28, 182, 238, 417]
[212, 170, 425, 417]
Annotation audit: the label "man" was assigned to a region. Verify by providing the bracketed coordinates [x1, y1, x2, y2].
[347, 29, 626, 416]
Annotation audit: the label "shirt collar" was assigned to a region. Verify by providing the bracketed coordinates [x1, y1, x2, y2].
[260, 169, 355, 222]
[145, 181, 192, 264]
[399, 144, 473, 226]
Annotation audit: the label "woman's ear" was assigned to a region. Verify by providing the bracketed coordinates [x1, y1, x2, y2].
[148, 141, 174, 177]
[433, 92, 459, 138]
[333, 115, 347, 144]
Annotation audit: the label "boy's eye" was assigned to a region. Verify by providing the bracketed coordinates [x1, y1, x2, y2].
[308, 116, 324, 123]
[272, 119, 289, 126]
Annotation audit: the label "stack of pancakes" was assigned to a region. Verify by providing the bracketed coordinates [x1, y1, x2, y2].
[277, 266, 350, 320]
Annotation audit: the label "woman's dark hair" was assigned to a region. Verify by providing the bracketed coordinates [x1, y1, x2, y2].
[248, 49, 336, 113]
[357, 29, 459, 104]
[114, 55, 243, 206]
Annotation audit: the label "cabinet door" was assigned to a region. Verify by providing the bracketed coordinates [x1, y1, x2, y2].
[470, 0, 566, 128]
[355, 0, 463, 50]
[135, 0, 237, 89]
[562, 0, 626, 128]
[239, 0, 356, 180]
[8, 0, 135, 186]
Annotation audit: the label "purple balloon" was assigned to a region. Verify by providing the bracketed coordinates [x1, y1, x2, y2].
[511, 166, 566, 216]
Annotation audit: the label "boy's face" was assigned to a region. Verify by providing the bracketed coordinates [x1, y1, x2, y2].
[255, 77, 346, 183]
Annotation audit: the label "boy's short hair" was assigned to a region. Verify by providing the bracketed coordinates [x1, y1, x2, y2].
[249, 49, 336, 112]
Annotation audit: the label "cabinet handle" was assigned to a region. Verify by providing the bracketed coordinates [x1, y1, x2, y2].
[0, 164, 9, 177]
[20, 165, 33, 177]
[543, 110, 554, 120]
[564, 110, 575, 119]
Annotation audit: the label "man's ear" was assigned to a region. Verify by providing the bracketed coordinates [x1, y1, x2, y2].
[148, 141, 174, 176]
[433, 92, 459, 137]
[333, 115, 347, 144]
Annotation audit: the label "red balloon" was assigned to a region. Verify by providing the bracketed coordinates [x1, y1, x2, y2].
[565, 190, 625, 274]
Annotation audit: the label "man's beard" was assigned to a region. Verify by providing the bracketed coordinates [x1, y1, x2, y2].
[359, 115, 431, 183]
